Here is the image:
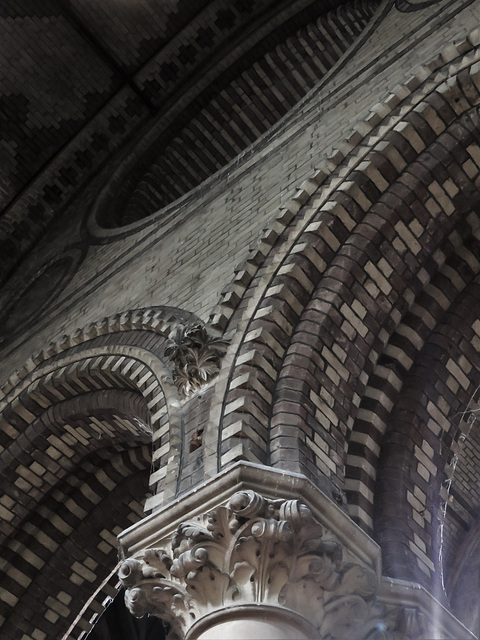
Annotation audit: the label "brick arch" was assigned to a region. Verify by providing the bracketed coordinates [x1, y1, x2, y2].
[0, 363, 156, 640]
[346, 227, 480, 532]
[1, 446, 151, 640]
[0, 305, 208, 640]
[0, 305, 214, 504]
[1, 345, 179, 504]
[372, 278, 480, 593]
[1, 390, 150, 538]
[209, 29, 480, 335]
[1, 304, 197, 396]
[267, 111, 480, 491]
[211, 32, 480, 495]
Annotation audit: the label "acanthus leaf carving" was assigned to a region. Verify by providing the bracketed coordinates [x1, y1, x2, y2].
[119, 489, 379, 638]
[163, 323, 229, 398]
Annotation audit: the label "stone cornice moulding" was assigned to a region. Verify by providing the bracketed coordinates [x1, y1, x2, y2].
[118, 462, 381, 571]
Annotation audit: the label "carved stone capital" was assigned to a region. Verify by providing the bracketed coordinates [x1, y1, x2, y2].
[118, 463, 474, 640]
[119, 488, 377, 638]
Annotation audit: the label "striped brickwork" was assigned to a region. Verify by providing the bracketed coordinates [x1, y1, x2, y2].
[3, 3, 480, 638]
[374, 281, 480, 584]
[2, 447, 150, 640]
[205, 33, 480, 593]
[0, 306, 213, 638]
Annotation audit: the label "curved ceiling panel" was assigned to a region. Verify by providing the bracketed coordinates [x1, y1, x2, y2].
[90, 0, 380, 229]
[2, 0, 372, 284]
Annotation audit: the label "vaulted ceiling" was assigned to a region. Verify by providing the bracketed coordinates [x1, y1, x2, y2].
[0, 0, 376, 286]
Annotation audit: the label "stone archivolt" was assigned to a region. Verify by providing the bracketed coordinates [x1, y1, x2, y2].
[119, 489, 382, 639]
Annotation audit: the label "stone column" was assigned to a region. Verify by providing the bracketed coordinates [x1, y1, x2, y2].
[117, 463, 474, 640]
[188, 605, 315, 639]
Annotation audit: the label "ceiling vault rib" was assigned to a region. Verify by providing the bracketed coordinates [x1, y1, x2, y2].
[57, 0, 156, 114]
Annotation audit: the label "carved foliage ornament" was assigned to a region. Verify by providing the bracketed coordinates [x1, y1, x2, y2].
[163, 323, 229, 398]
[119, 490, 385, 639]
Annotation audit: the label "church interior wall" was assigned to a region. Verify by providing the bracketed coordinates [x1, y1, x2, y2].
[2, 0, 479, 380]
[2, 1, 480, 638]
